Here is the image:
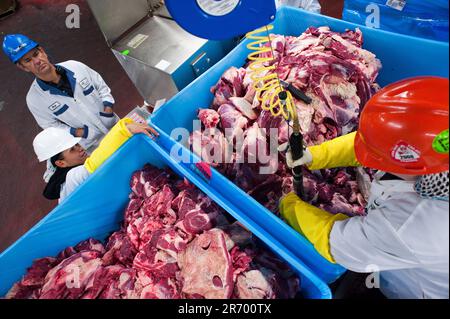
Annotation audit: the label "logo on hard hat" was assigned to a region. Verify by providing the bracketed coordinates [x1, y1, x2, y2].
[391, 142, 421, 163]
[433, 129, 449, 154]
[10, 42, 27, 54]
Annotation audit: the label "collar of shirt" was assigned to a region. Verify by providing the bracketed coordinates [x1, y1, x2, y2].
[36, 65, 76, 98]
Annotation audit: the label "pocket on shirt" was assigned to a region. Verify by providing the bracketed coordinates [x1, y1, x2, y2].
[99, 111, 118, 129]
[83, 86, 95, 96]
[53, 104, 69, 117]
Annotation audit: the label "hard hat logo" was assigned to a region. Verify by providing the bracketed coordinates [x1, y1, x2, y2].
[9, 42, 27, 54]
[433, 129, 449, 154]
[391, 142, 421, 163]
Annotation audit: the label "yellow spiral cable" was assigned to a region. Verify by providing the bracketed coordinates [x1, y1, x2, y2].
[246, 25, 299, 131]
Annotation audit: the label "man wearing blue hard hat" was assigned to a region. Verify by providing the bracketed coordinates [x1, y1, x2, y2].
[3, 34, 119, 156]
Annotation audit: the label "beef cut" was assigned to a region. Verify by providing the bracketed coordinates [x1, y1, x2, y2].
[191, 26, 380, 217]
[7, 165, 300, 299]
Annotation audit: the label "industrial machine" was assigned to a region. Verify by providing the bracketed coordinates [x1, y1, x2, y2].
[86, 0, 236, 107]
[0, 0, 17, 20]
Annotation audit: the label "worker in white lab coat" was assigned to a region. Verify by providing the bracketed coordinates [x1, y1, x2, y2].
[3, 34, 119, 154]
[33, 118, 158, 203]
[275, 0, 321, 13]
[279, 77, 449, 299]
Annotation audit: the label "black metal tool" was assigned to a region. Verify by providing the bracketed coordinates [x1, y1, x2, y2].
[280, 80, 312, 105]
[290, 131, 305, 199]
[278, 90, 305, 199]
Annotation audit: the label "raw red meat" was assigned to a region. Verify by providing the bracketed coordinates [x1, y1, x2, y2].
[178, 229, 234, 299]
[190, 26, 380, 217]
[198, 109, 221, 129]
[40, 251, 103, 299]
[7, 165, 300, 299]
[218, 103, 248, 141]
[81, 265, 135, 299]
[103, 231, 138, 267]
[235, 268, 291, 299]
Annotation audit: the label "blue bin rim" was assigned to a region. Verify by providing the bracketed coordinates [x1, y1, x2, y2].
[0, 135, 333, 299]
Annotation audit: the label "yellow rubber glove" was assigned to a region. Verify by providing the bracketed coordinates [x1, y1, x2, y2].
[279, 193, 350, 263]
[307, 132, 361, 171]
[84, 118, 134, 174]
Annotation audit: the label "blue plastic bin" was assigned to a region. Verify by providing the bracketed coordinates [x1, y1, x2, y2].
[150, 6, 449, 284]
[0, 135, 332, 299]
[342, 0, 449, 42]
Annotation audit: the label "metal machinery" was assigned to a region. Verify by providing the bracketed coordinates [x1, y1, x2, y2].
[0, 0, 17, 20]
[86, 0, 237, 107]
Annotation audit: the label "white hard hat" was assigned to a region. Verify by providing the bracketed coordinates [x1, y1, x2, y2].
[33, 127, 82, 162]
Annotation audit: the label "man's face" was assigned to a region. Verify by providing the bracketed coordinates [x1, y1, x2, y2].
[17, 47, 52, 77]
[55, 144, 89, 168]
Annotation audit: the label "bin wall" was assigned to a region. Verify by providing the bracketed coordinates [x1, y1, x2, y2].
[0, 135, 331, 299]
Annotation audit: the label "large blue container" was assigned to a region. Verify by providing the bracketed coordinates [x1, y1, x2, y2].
[342, 0, 449, 42]
[150, 6, 449, 283]
[0, 134, 332, 299]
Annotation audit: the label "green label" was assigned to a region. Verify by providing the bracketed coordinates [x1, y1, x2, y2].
[433, 129, 449, 154]
[121, 49, 130, 56]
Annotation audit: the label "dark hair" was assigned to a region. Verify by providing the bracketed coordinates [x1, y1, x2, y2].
[50, 152, 64, 167]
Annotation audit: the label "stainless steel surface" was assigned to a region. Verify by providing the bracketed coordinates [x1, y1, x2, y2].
[112, 16, 207, 75]
[86, 1, 221, 106]
[113, 49, 179, 104]
[0, 0, 16, 17]
[149, 0, 164, 11]
[153, 3, 172, 19]
[191, 52, 213, 77]
[86, 0, 150, 45]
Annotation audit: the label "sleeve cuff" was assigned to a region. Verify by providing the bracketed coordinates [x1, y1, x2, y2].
[120, 118, 135, 138]
[82, 125, 89, 139]
[103, 101, 114, 108]
[99, 112, 115, 118]
[70, 127, 77, 137]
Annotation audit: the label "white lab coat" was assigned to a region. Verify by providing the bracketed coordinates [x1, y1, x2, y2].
[275, 0, 321, 13]
[26, 60, 119, 153]
[330, 172, 449, 299]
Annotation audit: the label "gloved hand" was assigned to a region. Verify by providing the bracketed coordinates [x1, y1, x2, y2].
[279, 192, 349, 263]
[84, 118, 159, 174]
[278, 142, 313, 168]
[280, 132, 361, 171]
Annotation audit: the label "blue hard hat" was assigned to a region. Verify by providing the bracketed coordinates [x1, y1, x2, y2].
[2, 34, 39, 64]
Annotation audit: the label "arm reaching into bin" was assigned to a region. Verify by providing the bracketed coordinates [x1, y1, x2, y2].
[33, 118, 159, 203]
[280, 77, 449, 299]
[280, 132, 361, 170]
[84, 119, 158, 173]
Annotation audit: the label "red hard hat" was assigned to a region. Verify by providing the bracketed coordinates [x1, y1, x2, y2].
[355, 77, 449, 175]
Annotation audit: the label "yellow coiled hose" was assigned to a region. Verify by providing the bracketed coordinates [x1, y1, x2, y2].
[246, 25, 300, 132]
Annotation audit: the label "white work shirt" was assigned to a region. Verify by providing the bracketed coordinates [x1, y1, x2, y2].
[275, 0, 321, 13]
[26, 60, 119, 153]
[58, 166, 90, 204]
[330, 174, 449, 299]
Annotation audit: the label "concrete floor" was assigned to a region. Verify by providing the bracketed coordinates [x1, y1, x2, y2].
[0, 0, 344, 253]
